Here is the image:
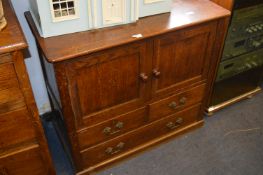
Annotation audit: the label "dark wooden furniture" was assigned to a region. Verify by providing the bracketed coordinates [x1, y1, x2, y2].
[26, 0, 230, 174]
[0, 1, 55, 174]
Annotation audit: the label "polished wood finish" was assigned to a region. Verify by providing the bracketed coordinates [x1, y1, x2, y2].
[0, 145, 48, 175]
[25, 0, 230, 63]
[149, 84, 206, 121]
[26, 0, 230, 174]
[210, 0, 234, 10]
[81, 105, 201, 168]
[0, 0, 55, 174]
[77, 107, 148, 149]
[152, 22, 216, 97]
[65, 42, 151, 128]
[0, 5, 27, 54]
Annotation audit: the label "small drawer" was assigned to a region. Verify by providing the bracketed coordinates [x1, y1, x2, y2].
[81, 104, 201, 167]
[0, 145, 48, 175]
[0, 62, 19, 91]
[77, 107, 148, 149]
[0, 88, 25, 114]
[149, 84, 206, 121]
[0, 108, 36, 149]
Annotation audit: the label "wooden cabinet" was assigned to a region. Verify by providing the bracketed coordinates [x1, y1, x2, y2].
[152, 23, 216, 97]
[0, 1, 55, 175]
[26, 0, 231, 174]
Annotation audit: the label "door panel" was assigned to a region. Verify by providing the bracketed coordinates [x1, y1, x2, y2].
[152, 22, 216, 97]
[66, 42, 150, 128]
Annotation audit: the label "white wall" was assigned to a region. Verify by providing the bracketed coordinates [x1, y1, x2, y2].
[10, 0, 51, 115]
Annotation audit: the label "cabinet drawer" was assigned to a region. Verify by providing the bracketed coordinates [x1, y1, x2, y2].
[0, 145, 48, 175]
[0, 62, 19, 91]
[81, 104, 201, 167]
[149, 84, 206, 121]
[0, 108, 36, 149]
[78, 107, 148, 149]
[0, 88, 25, 114]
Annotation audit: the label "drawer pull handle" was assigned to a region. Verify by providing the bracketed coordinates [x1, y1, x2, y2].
[103, 127, 112, 135]
[103, 122, 124, 135]
[166, 118, 183, 130]
[179, 97, 187, 105]
[168, 101, 177, 109]
[140, 73, 148, 82]
[153, 69, 161, 77]
[105, 142, 125, 155]
[115, 121, 124, 129]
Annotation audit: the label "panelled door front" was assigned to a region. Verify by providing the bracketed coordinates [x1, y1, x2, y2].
[152, 22, 217, 97]
[66, 42, 150, 129]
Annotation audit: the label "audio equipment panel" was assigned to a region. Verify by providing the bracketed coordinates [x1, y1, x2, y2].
[208, 0, 263, 114]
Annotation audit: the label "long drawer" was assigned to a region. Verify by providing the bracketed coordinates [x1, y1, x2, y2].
[78, 107, 148, 149]
[0, 108, 36, 149]
[0, 144, 48, 175]
[149, 84, 206, 121]
[81, 104, 201, 168]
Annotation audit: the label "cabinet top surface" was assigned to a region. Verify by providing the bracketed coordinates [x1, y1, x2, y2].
[0, 0, 27, 54]
[25, 0, 230, 63]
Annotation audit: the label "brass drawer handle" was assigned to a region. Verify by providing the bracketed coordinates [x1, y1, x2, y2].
[168, 101, 177, 109]
[140, 73, 148, 82]
[103, 122, 124, 135]
[153, 69, 161, 77]
[105, 142, 125, 155]
[179, 97, 187, 105]
[166, 118, 183, 130]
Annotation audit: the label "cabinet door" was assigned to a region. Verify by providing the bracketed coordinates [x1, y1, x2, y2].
[66, 42, 150, 128]
[152, 22, 216, 97]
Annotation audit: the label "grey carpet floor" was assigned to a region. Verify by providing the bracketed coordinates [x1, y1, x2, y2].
[96, 92, 263, 175]
[43, 91, 263, 175]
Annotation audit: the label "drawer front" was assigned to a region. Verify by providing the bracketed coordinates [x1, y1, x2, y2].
[0, 108, 36, 149]
[78, 107, 148, 149]
[0, 88, 25, 114]
[0, 62, 19, 91]
[0, 145, 48, 175]
[81, 104, 201, 167]
[149, 84, 206, 121]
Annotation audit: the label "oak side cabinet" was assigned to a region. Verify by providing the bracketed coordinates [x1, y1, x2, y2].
[26, 0, 231, 174]
[0, 1, 55, 175]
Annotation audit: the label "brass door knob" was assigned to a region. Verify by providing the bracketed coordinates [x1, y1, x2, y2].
[140, 73, 148, 82]
[153, 69, 161, 77]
